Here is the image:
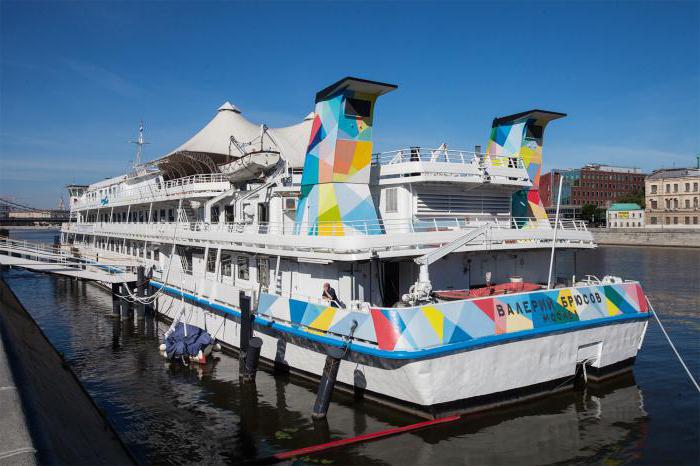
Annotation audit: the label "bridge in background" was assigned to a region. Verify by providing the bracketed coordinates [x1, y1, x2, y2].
[0, 197, 70, 226]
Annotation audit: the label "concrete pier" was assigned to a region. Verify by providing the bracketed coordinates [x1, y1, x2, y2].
[0, 318, 37, 465]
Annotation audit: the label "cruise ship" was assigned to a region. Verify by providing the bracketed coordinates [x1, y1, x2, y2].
[62, 77, 651, 416]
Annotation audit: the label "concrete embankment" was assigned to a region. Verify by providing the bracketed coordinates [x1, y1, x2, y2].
[590, 228, 700, 248]
[0, 305, 36, 465]
[0, 274, 134, 465]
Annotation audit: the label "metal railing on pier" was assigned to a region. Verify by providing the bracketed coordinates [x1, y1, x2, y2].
[0, 236, 138, 282]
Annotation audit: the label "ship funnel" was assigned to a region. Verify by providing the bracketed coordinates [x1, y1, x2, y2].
[486, 109, 566, 224]
[295, 77, 397, 236]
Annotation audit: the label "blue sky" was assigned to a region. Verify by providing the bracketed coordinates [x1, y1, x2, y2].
[1, 1, 698, 208]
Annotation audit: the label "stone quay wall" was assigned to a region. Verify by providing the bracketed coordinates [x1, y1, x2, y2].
[590, 228, 700, 248]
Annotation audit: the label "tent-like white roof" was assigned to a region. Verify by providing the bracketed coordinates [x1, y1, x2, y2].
[165, 102, 267, 158]
[268, 112, 314, 169]
[156, 102, 313, 177]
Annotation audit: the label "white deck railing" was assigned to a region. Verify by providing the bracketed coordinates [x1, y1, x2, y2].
[74, 174, 230, 210]
[64, 216, 587, 237]
[372, 148, 525, 169]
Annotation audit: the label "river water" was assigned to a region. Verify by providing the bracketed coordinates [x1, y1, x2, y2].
[4, 229, 699, 465]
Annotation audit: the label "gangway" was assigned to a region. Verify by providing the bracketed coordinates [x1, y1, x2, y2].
[0, 236, 138, 284]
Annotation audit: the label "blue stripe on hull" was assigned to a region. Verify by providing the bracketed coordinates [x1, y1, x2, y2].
[150, 281, 649, 361]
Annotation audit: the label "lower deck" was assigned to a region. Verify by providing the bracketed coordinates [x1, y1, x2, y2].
[61, 231, 584, 309]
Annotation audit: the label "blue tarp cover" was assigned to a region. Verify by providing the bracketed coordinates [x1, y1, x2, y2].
[165, 323, 214, 359]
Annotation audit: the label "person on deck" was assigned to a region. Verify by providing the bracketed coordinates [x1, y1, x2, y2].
[321, 282, 339, 308]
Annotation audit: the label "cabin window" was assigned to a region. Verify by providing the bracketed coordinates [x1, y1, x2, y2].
[160, 209, 166, 221]
[153, 249, 159, 261]
[344, 97, 371, 118]
[257, 257, 269, 287]
[168, 209, 175, 222]
[225, 205, 235, 223]
[180, 247, 192, 274]
[221, 253, 232, 277]
[237, 256, 249, 280]
[206, 249, 217, 273]
[385, 188, 398, 213]
[211, 206, 220, 224]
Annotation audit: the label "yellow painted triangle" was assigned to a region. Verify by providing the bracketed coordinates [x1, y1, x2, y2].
[421, 306, 444, 341]
[309, 307, 336, 332]
[607, 297, 621, 316]
[559, 289, 576, 313]
[507, 313, 533, 332]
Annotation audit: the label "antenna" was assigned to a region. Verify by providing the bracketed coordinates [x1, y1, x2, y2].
[130, 120, 150, 168]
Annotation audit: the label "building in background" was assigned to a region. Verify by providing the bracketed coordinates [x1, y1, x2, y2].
[606, 203, 644, 228]
[540, 164, 645, 212]
[645, 165, 700, 228]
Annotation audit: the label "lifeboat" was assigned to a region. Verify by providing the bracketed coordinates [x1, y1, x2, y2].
[433, 281, 543, 301]
[219, 149, 280, 182]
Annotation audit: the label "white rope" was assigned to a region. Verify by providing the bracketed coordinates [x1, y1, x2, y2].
[111, 211, 183, 305]
[0, 447, 37, 460]
[647, 297, 700, 393]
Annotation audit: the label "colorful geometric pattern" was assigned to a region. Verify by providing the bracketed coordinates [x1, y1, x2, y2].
[295, 77, 396, 236]
[486, 110, 566, 225]
[258, 293, 378, 342]
[258, 282, 649, 352]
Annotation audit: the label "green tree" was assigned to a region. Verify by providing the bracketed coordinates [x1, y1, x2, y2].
[616, 188, 645, 208]
[581, 204, 606, 226]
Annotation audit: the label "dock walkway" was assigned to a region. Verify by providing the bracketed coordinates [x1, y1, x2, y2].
[0, 237, 138, 284]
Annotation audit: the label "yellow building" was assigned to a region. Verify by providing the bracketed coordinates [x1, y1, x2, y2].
[645, 167, 700, 227]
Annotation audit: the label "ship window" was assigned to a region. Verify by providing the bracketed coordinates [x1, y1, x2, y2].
[206, 249, 217, 273]
[160, 209, 166, 221]
[237, 256, 249, 280]
[257, 257, 269, 287]
[211, 206, 220, 224]
[225, 206, 235, 223]
[182, 248, 193, 274]
[221, 253, 232, 277]
[344, 98, 371, 118]
[385, 188, 398, 213]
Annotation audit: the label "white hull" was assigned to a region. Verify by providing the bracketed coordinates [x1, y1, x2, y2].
[156, 292, 648, 412]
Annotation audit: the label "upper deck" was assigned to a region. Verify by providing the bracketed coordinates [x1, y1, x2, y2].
[372, 148, 530, 187]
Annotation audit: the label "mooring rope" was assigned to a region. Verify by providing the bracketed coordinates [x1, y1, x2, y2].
[646, 297, 700, 393]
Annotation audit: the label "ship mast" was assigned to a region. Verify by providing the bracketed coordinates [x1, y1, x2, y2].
[130, 120, 149, 169]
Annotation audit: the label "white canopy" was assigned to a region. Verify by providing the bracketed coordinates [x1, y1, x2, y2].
[269, 112, 314, 168]
[166, 102, 265, 158]
[158, 102, 313, 175]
